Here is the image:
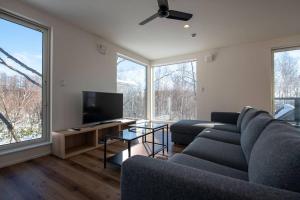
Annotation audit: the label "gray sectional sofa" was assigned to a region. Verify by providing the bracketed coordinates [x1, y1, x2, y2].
[121, 107, 300, 200]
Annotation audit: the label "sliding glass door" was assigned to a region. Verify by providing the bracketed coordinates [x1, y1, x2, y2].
[0, 11, 50, 149]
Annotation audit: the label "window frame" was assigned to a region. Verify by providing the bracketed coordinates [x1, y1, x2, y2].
[271, 46, 300, 119]
[116, 54, 148, 120]
[151, 59, 197, 122]
[0, 9, 51, 152]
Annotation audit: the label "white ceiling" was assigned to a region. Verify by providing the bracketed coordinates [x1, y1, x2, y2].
[21, 0, 300, 60]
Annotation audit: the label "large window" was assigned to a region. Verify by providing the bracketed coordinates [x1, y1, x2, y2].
[117, 56, 147, 119]
[0, 11, 50, 149]
[153, 61, 197, 121]
[273, 48, 300, 125]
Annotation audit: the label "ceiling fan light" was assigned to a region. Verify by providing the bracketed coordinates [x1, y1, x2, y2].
[184, 24, 190, 29]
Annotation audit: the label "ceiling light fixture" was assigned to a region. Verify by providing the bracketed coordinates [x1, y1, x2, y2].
[184, 24, 190, 29]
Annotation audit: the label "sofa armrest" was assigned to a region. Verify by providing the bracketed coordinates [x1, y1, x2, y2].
[211, 112, 239, 124]
[121, 156, 300, 200]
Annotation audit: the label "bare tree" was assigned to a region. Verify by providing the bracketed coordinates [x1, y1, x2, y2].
[117, 57, 146, 119]
[0, 57, 41, 87]
[0, 48, 42, 77]
[153, 61, 197, 121]
[275, 52, 299, 98]
[0, 48, 42, 145]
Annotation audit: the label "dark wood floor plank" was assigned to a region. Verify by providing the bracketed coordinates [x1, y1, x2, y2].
[26, 160, 91, 200]
[0, 173, 25, 200]
[33, 156, 120, 200]
[68, 154, 120, 187]
[0, 165, 48, 200]
[16, 162, 85, 200]
[0, 133, 184, 200]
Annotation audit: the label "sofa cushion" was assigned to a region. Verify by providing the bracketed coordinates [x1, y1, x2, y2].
[241, 113, 273, 163]
[171, 120, 238, 145]
[249, 121, 300, 193]
[240, 108, 266, 132]
[197, 128, 241, 145]
[170, 120, 211, 135]
[169, 153, 248, 180]
[236, 106, 252, 131]
[211, 112, 240, 125]
[171, 132, 197, 145]
[170, 120, 213, 145]
[182, 137, 248, 171]
[210, 123, 239, 133]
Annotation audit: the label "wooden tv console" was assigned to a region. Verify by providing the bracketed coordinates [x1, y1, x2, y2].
[51, 119, 136, 159]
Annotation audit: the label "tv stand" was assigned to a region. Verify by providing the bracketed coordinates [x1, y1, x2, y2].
[51, 119, 136, 159]
[95, 121, 116, 126]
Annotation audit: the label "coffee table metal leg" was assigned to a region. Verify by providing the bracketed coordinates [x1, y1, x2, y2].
[162, 127, 165, 155]
[128, 141, 131, 157]
[104, 137, 107, 169]
[167, 124, 169, 153]
[152, 130, 155, 157]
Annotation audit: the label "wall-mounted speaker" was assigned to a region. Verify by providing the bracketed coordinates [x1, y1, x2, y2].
[204, 53, 215, 63]
[96, 44, 107, 55]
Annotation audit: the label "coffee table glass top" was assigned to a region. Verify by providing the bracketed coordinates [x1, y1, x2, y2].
[128, 122, 167, 130]
[105, 128, 151, 141]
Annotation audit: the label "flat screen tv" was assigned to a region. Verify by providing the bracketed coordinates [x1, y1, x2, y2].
[82, 91, 123, 124]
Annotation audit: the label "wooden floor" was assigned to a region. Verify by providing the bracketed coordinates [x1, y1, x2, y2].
[0, 132, 184, 200]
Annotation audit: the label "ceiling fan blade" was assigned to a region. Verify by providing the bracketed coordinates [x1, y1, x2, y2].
[139, 13, 159, 25]
[167, 10, 193, 21]
[157, 0, 169, 9]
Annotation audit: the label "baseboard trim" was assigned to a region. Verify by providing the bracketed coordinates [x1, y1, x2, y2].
[0, 143, 51, 168]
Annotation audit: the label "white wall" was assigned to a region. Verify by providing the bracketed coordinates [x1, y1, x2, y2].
[0, 0, 149, 167]
[152, 35, 300, 120]
[1, 0, 149, 131]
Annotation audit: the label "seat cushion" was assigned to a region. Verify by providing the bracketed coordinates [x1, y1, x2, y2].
[169, 153, 248, 181]
[241, 113, 273, 163]
[197, 128, 241, 145]
[170, 120, 212, 145]
[171, 132, 197, 145]
[211, 123, 239, 133]
[170, 120, 211, 135]
[240, 108, 266, 132]
[170, 120, 238, 134]
[236, 106, 252, 131]
[170, 120, 238, 145]
[182, 137, 248, 171]
[249, 121, 300, 193]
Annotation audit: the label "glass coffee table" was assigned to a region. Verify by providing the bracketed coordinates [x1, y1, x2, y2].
[128, 122, 169, 155]
[103, 122, 168, 168]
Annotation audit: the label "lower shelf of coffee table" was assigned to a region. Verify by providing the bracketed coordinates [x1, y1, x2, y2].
[107, 142, 165, 167]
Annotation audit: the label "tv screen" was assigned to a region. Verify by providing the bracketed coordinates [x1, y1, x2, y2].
[82, 91, 123, 124]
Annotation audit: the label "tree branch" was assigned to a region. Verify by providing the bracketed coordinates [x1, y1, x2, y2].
[0, 58, 42, 88]
[0, 48, 42, 77]
[0, 112, 18, 142]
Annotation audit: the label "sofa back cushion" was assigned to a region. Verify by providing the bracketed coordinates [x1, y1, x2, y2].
[241, 113, 273, 163]
[240, 108, 266, 132]
[248, 121, 300, 192]
[236, 106, 252, 132]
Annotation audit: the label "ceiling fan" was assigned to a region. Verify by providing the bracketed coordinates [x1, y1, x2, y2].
[139, 0, 193, 25]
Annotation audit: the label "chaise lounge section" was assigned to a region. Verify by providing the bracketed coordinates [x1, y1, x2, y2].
[121, 107, 300, 200]
[170, 106, 262, 145]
